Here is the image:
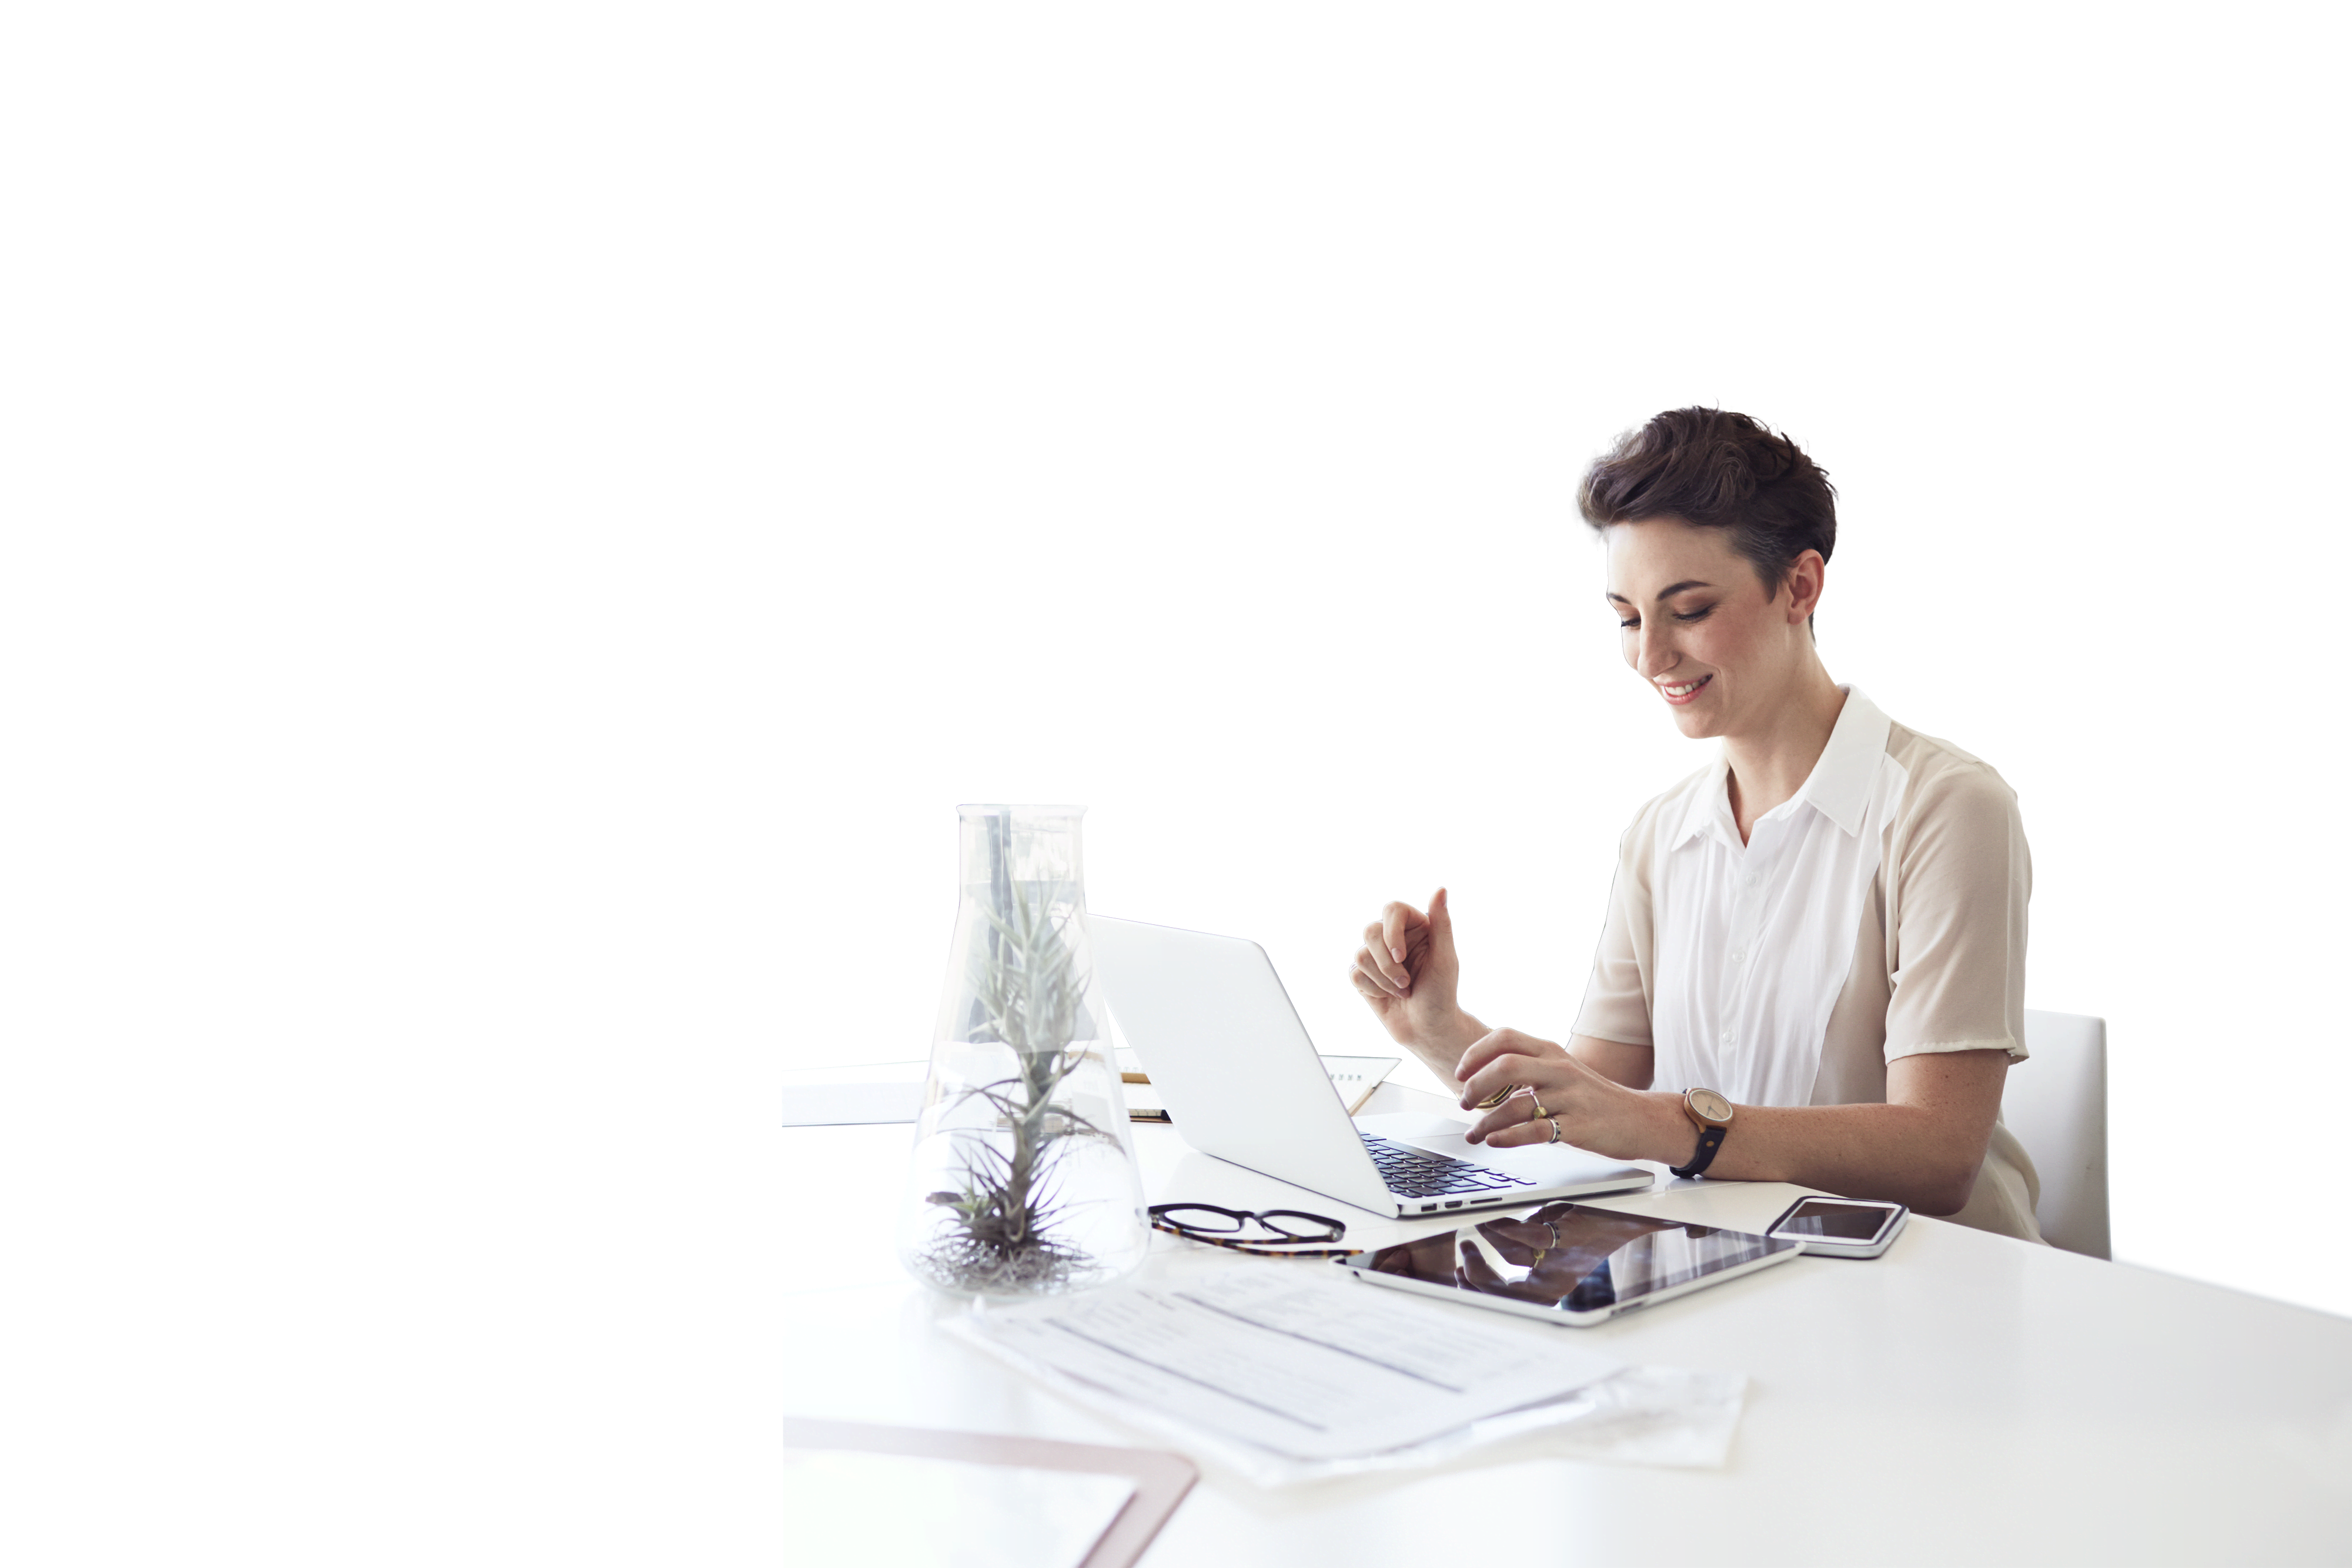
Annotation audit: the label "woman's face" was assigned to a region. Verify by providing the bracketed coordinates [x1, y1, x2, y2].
[1603, 518, 1819, 741]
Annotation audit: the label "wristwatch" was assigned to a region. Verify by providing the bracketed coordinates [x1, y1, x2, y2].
[1671, 1088, 1735, 1178]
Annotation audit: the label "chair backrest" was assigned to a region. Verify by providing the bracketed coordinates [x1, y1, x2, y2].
[2003, 1011, 2110, 1259]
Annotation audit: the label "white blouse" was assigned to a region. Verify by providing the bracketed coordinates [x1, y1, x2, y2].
[1573, 688, 2043, 1242]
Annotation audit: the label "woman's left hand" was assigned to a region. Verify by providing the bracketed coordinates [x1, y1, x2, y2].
[1454, 1028, 1659, 1160]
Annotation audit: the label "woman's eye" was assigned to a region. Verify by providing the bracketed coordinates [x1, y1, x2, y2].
[1618, 617, 1640, 630]
[1672, 606, 1715, 623]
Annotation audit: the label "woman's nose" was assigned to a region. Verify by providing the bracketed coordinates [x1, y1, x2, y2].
[1638, 625, 1679, 679]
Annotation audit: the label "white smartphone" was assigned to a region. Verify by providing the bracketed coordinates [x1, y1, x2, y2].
[1765, 1195, 1909, 1258]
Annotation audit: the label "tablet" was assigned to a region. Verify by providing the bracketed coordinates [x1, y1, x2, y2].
[1334, 1201, 1802, 1325]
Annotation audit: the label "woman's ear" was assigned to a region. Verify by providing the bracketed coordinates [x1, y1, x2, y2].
[1783, 550, 1828, 624]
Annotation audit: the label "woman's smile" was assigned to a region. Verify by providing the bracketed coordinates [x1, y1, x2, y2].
[1658, 673, 1713, 704]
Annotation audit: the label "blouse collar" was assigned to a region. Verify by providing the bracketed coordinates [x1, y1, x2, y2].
[1671, 686, 1893, 850]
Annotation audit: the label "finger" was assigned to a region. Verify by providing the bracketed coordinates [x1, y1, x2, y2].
[1474, 1217, 1546, 1258]
[1351, 950, 1403, 1000]
[1428, 887, 1453, 954]
[1460, 1082, 1524, 1129]
[1468, 1086, 1562, 1147]
[1379, 901, 1424, 967]
[1359, 926, 1410, 992]
[1456, 1064, 1534, 1118]
[1457, 1238, 1506, 1289]
[1453, 1027, 1518, 1083]
[1455, 1032, 1548, 1096]
[1457, 1237, 1554, 1302]
[1477, 1086, 1552, 1133]
[1481, 1113, 1562, 1150]
[1453, 1027, 1546, 1084]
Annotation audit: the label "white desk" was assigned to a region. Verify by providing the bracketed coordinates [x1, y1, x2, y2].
[783, 1086, 2352, 1565]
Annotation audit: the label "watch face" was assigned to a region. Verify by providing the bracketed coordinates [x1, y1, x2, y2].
[1690, 1089, 1733, 1124]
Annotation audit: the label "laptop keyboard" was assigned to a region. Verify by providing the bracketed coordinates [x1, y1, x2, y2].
[1361, 1133, 1538, 1199]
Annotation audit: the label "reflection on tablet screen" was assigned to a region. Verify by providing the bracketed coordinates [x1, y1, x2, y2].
[1367, 1202, 1795, 1312]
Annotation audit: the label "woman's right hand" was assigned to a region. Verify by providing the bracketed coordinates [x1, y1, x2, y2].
[1349, 887, 1468, 1052]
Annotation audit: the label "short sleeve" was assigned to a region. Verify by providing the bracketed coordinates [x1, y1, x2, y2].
[1883, 764, 2030, 1061]
[1572, 825, 1656, 1049]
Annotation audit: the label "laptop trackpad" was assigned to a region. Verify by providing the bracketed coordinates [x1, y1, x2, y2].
[1355, 1112, 1475, 1144]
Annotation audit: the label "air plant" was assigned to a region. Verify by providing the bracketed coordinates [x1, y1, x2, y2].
[913, 878, 1122, 1293]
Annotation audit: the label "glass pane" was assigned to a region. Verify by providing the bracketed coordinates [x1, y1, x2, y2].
[781, 606, 946, 893]
[1411, 799, 1562, 884]
[790, 597, 955, 1067]
[1077, 804, 1270, 888]
[1002, 597, 1270, 771]
[1402, 394, 1552, 870]
[781, 808, 946, 893]
[997, 392, 1270, 888]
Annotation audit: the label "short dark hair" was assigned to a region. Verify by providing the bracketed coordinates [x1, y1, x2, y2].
[1577, 409, 1837, 602]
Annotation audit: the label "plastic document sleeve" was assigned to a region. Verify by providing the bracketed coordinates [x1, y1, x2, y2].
[780, 1417, 1197, 1568]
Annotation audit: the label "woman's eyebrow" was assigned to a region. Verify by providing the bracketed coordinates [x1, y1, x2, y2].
[1604, 581, 1716, 606]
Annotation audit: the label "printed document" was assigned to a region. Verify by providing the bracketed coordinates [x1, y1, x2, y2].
[951, 1268, 1623, 1460]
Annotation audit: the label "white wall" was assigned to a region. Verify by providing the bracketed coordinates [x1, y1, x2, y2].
[1628, 392, 2343, 1316]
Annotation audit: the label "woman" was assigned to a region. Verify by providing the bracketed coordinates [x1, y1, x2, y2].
[1351, 408, 2041, 1240]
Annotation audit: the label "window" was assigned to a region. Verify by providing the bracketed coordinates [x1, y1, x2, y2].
[983, 390, 1270, 884]
[1402, 392, 1571, 884]
[993, 606, 1251, 888]
[781, 606, 946, 888]
[781, 394, 1628, 1081]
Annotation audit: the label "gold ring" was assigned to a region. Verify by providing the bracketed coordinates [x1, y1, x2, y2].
[1474, 1084, 1517, 1110]
[1547, 1116, 1563, 1144]
[1529, 1096, 1551, 1121]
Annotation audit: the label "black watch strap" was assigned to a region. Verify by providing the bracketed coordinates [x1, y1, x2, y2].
[1670, 1123, 1727, 1179]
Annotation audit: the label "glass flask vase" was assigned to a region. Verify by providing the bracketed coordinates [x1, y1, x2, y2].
[898, 805, 1148, 1298]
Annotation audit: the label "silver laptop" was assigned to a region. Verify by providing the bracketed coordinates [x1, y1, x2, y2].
[1092, 916, 1653, 1219]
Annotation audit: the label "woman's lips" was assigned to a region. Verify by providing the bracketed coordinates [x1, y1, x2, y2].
[1658, 673, 1713, 706]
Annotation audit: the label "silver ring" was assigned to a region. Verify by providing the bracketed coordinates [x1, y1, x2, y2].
[1546, 1116, 1563, 1144]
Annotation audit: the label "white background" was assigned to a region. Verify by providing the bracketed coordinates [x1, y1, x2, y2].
[6, 4, 2347, 1561]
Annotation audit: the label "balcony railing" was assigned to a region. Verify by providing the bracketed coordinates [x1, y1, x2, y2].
[790, 771, 1562, 884]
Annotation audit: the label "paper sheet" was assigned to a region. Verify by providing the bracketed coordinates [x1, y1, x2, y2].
[949, 1268, 1623, 1460]
[780, 1450, 1134, 1568]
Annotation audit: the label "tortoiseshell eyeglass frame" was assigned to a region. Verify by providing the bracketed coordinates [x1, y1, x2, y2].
[1147, 1202, 1364, 1258]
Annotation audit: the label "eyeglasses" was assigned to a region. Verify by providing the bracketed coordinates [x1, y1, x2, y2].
[1148, 1203, 1363, 1258]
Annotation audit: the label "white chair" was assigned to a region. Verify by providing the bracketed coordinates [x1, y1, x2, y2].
[2003, 1010, 2110, 1259]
